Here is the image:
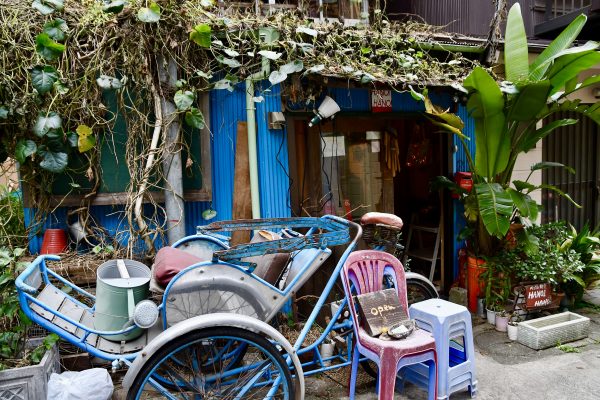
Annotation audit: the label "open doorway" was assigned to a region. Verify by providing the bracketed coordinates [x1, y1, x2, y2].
[287, 114, 449, 286]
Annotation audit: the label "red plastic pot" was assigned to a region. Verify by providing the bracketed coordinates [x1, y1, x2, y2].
[40, 229, 68, 255]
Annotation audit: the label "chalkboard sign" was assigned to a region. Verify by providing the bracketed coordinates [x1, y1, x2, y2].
[525, 283, 553, 309]
[355, 288, 408, 337]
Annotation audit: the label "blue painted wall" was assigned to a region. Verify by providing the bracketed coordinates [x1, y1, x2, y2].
[25, 82, 291, 254]
[452, 104, 477, 277]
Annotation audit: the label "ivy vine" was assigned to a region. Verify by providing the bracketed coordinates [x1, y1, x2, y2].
[0, 0, 475, 254]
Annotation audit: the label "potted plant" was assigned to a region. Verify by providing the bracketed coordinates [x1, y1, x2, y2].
[485, 304, 497, 325]
[494, 310, 509, 332]
[479, 256, 512, 325]
[556, 223, 600, 304]
[0, 246, 60, 399]
[423, 3, 599, 313]
[507, 313, 521, 341]
[511, 223, 586, 299]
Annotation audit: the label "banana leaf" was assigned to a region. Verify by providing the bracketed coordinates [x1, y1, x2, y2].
[475, 182, 513, 237]
[529, 14, 588, 80]
[519, 118, 578, 152]
[548, 49, 600, 94]
[504, 3, 529, 83]
[507, 188, 538, 220]
[506, 81, 552, 121]
[463, 67, 509, 179]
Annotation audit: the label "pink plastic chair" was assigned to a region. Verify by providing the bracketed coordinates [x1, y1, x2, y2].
[341, 250, 437, 400]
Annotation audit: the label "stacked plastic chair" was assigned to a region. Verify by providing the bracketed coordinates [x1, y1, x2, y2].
[401, 298, 477, 399]
[341, 250, 438, 400]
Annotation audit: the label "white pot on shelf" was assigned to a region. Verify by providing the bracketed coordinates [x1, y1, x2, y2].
[486, 308, 496, 325]
[320, 341, 335, 366]
[507, 323, 519, 341]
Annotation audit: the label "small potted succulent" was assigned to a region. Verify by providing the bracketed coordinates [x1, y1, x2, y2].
[495, 310, 510, 332]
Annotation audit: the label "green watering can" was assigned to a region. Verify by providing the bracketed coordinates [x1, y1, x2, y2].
[95, 259, 150, 342]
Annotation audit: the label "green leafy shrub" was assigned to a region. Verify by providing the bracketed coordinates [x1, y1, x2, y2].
[511, 222, 586, 290]
[0, 185, 27, 248]
[0, 246, 57, 371]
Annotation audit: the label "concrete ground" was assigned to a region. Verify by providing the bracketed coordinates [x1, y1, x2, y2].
[112, 305, 600, 399]
[303, 305, 600, 400]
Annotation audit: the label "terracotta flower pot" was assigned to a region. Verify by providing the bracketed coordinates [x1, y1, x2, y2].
[40, 229, 68, 255]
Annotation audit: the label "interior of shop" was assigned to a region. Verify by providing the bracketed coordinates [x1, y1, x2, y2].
[287, 114, 451, 290]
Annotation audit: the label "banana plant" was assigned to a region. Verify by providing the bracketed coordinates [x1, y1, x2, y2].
[425, 3, 600, 256]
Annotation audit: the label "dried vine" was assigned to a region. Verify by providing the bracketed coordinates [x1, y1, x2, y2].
[0, 0, 476, 255]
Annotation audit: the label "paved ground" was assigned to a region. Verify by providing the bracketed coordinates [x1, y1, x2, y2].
[303, 305, 600, 400]
[112, 305, 600, 399]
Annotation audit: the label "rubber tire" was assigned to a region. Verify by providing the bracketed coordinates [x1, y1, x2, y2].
[405, 278, 439, 305]
[127, 327, 295, 400]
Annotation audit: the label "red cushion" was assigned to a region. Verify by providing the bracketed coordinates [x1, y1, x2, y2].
[154, 247, 203, 287]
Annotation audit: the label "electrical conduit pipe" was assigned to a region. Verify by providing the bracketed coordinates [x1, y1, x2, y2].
[245, 32, 273, 219]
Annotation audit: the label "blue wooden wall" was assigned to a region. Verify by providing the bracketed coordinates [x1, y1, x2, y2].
[25, 82, 291, 254]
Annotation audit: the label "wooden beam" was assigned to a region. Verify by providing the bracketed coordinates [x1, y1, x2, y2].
[231, 122, 252, 245]
[21, 186, 210, 208]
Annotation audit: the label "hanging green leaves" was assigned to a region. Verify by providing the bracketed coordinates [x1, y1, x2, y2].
[76, 124, 95, 153]
[103, 1, 127, 14]
[33, 112, 62, 137]
[258, 50, 282, 60]
[190, 24, 211, 48]
[279, 60, 304, 75]
[53, 80, 69, 95]
[217, 56, 241, 68]
[31, 66, 59, 94]
[32, 0, 63, 15]
[296, 26, 318, 37]
[38, 148, 68, 173]
[14, 140, 37, 164]
[137, 2, 160, 23]
[185, 108, 205, 129]
[268, 70, 287, 85]
[35, 33, 65, 61]
[96, 75, 123, 90]
[66, 131, 78, 148]
[174, 90, 195, 111]
[42, 19, 68, 42]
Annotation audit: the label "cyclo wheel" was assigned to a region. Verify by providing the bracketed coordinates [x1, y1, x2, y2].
[127, 327, 294, 400]
[405, 277, 438, 305]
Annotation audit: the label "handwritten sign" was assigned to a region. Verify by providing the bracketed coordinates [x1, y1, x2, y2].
[371, 90, 392, 113]
[525, 283, 553, 309]
[355, 288, 407, 336]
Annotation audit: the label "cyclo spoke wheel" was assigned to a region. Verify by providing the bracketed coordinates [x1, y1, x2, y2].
[128, 327, 294, 400]
[405, 278, 438, 306]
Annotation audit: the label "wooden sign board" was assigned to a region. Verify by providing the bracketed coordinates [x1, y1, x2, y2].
[355, 288, 407, 337]
[525, 283, 553, 309]
[371, 90, 392, 113]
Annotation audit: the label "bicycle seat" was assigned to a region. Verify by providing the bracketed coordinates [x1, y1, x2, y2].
[360, 212, 404, 230]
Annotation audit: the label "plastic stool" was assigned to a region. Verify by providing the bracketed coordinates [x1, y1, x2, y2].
[402, 299, 477, 399]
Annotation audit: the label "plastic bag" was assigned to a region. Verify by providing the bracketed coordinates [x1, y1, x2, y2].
[47, 368, 113, 400]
